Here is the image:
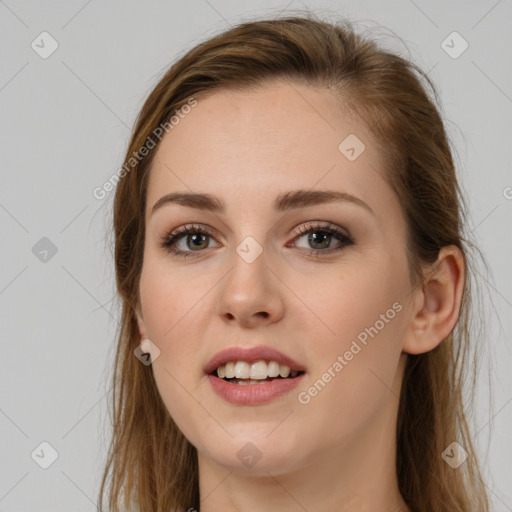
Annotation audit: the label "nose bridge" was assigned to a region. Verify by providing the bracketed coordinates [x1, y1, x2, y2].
[216, 233, 284, 325]
[229, 235, 271, 296]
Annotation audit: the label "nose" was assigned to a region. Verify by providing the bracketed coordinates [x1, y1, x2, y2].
[216, 245, 285, 328]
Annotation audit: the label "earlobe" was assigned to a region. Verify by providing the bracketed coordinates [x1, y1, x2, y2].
[403, 245, 465, 355]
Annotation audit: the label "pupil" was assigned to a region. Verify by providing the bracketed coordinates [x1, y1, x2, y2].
[309, 232, 330, 249]
[188, 233, 207, 250]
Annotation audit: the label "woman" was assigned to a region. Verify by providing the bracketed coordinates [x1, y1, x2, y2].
[99, 12, 490, 512]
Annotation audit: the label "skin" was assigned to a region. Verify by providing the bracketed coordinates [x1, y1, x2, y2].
[135, 80, 465, 512]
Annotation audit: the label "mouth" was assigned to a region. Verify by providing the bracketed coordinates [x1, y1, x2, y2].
[211, 360, 306, 385]
[204, 345, 307, 386]
[206, 354, 307, 405]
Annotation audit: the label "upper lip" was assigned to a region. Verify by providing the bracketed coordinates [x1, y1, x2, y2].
[204, 345, 307, 375]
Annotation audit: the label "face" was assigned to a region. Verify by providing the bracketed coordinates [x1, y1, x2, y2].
[136, 80, 414, 475]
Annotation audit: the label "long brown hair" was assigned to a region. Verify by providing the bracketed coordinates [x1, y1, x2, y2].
[99, 11, 490, 512]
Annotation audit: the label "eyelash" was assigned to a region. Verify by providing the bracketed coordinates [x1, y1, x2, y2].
[159, 222, 355, 259]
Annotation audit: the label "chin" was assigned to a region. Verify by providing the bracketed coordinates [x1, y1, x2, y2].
[199, 433, 305, 476]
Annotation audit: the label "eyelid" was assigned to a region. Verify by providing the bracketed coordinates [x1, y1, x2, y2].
[162, 220, 349, 240]
[291, 220, 352, 239]
[159, 222, 219, 247]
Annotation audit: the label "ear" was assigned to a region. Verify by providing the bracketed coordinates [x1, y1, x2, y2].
[403, 245, 465, 355]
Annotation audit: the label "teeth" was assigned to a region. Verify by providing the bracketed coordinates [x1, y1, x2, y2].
[250, 361, 267, 379]
[225, 362, 236, 379]
[268, 361, 280, 377]
[279, 364, 290, 378]
[215, 360, 300, 380]
[235, 361, 250, 379]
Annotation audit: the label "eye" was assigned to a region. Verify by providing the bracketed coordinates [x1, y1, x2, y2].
[159, 223, 219, 258]
[159, 221, 354, 259]
[289, 221, 354, 256]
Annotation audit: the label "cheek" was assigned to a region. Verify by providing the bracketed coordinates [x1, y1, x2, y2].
[138, 253, 212, 384]
[138, 251, 209, 345]
[294, 263, 406, 433]
[138, 263, 211, 443]
[331, 261, 406, 379]
[299, 257, 402, 352]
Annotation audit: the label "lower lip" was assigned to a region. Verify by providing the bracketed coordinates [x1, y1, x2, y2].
[207, 374, 305, 405]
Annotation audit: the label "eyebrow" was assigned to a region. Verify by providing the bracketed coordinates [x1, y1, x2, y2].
[150, 189, 375, 216]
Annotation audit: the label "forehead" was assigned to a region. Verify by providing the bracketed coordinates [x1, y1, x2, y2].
[145, 81, 396, 223]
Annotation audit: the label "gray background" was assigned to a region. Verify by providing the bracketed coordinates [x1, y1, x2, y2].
[1, 0, 511, 510]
